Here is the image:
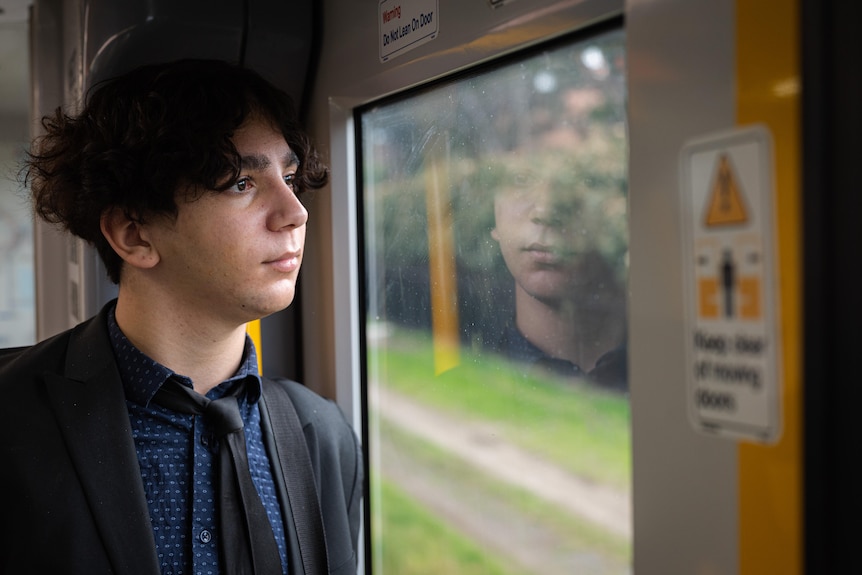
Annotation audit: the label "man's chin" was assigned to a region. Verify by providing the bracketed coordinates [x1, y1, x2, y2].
[242, 293, 296, 322]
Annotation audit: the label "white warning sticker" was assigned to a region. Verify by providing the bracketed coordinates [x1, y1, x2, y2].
[679, 125, 782, 443]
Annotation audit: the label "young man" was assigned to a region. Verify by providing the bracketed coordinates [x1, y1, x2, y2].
[0, 60, 363, 575]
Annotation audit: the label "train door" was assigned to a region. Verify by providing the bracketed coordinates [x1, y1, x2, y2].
[305, 0, 807, 574]
[308, 2, 633, 573]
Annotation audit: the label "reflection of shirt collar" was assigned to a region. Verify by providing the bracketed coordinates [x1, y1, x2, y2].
[107, 303, 263, 406]
[502, 323, 585, 378]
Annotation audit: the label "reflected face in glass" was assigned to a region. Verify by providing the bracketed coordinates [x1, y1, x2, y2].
[491, 177, 583, 304]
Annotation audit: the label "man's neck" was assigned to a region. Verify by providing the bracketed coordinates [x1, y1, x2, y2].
[514, 286, 583, 367]
[114, 290, 249, 395]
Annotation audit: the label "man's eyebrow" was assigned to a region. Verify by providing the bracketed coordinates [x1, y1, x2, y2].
[240, 151, 299, 170]
[285, 150, 299, 167]
[240, 154, 270, 170]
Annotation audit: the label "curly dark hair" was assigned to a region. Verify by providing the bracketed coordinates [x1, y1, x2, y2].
[23, 58, 329, 284]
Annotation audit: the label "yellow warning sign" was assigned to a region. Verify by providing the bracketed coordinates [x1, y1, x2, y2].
[704, 154, 748, 226]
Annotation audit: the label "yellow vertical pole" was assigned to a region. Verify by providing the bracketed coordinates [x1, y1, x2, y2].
[737, 1, 802, 573]
[246, 320, 264, 373]
[424, 148, 460, 375]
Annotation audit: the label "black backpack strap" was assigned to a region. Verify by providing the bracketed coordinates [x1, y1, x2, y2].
[260, 377, 330, 575]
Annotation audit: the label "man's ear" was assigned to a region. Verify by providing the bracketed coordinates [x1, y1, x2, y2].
[100, 208, 160, 270]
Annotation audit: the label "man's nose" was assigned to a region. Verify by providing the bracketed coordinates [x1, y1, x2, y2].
[269, 179, 308, 230]
[529, 188, 567, 227]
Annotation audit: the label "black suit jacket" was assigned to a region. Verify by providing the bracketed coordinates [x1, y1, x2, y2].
[0, 304, 363, 574]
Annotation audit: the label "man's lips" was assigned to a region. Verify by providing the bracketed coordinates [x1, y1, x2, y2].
[523, 243, 563, 264]
[265, 251, 302, 273]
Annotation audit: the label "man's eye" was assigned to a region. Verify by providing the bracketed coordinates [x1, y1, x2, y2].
[231, 177, 252, 193]
[284, 173, 296, 189]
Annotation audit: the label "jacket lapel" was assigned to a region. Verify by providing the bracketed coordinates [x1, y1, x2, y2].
[45, 306, 160, 575]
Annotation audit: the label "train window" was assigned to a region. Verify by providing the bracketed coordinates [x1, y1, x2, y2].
[0, 19, 35, 347]
[359, 27, 629, 575]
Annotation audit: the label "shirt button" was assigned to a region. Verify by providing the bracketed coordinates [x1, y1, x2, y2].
[199, 530, 213, 544]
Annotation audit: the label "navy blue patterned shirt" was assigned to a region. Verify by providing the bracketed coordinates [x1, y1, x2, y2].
[107, 306, 288, 574]
[500, 321, 628, 390]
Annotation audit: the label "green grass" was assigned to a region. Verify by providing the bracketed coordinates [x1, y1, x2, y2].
[373, 416, 631, 568]
[372, 479, 527, 575]
[368, 325, 632, 488]
[367, 324, 633, 574]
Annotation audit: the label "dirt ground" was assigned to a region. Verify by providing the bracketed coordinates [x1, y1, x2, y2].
[371, 386, 632, 575]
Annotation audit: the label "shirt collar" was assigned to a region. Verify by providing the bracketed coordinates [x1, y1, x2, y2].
[107, 303, 262, 406]
[502, 322, 585, 378]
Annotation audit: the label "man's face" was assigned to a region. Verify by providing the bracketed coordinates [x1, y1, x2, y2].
[145, 116, 308, 325]
[491, 179, 583, 306]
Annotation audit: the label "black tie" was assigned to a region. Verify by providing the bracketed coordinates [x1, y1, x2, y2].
[153, 377, 283, 575]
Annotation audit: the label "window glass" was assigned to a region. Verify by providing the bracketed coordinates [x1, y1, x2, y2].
[360, 28, 629, 575]
[0, 21, 35, 348]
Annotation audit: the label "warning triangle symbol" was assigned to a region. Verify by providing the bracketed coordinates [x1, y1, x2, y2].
[704, 153, 748, 226]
